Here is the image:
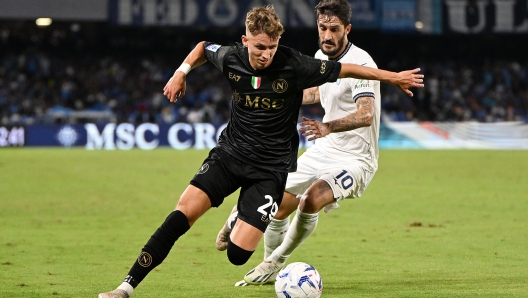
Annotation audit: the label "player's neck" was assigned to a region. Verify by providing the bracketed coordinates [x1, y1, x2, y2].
[328, 41, 351, 60]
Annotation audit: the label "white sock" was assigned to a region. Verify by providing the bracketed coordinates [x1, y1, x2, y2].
[264, 217, 290, 259]
[267, 209, 319, 264]
[117, 282, 134, 296]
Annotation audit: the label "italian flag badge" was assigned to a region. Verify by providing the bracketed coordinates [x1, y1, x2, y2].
[251, 76, 261, 89]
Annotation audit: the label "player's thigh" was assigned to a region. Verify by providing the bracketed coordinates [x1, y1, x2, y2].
[237, 169, 287, 233]
[189, 148, 240, 207]
[284, 148, 325, 196]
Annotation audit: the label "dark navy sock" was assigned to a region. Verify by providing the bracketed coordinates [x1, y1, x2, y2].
[125, 210, 191, 287]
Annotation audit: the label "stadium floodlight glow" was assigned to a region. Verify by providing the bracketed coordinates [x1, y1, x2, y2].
[36, 18, 53, 26]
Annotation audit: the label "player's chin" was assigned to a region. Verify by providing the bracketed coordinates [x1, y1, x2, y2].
[257, 61, 270, 69]
[321, 44, 336, 53]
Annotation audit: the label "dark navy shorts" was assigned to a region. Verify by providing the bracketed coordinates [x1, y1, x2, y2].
[190, 148, 287, 232]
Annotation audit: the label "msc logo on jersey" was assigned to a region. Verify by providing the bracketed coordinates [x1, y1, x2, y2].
[244, 95, 284, 110]
[205, 44, 221, 52]
[272, 79, 288, 93]
[354, 79, 371, 89]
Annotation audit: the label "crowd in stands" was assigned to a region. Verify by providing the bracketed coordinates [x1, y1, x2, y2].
[1, 22, 527, 126]
[382, 58, 528, 122]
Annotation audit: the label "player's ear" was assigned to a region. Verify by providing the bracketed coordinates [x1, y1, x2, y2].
[241, 35, 248, 47]
[345, 24, 351, 34]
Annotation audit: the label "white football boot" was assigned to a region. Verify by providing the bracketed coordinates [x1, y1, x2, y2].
[215, 205, 238, 251]
[98, 289, 129, 298]
[236, 260, 284, 286]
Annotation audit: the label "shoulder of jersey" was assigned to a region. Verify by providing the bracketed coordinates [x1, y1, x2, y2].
[205, 43, 223, 52]
[338, 44, 374, 65]
[205, 43, 244, 54]
[277, 44, 300, 56]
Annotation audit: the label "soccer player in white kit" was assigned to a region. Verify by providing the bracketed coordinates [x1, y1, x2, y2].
[214, 0, 411, 286]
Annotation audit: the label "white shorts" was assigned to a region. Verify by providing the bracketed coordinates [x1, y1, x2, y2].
[285, 146, 376, 212]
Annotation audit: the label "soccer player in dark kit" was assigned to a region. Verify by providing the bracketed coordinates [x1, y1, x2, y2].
[98, 5, 423, 298]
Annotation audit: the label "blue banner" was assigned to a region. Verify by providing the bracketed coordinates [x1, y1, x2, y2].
[17, 122, 424, 150]
[23, 123, 317, 150]
[107, 0, 528, 34]
[109, 0, 381, 29]
[13, 122, 528, 150]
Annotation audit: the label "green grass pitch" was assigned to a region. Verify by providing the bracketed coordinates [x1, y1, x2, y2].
[1, 148, 527, 297]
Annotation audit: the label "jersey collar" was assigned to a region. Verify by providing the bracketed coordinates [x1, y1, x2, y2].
[329, 42, 353, 62]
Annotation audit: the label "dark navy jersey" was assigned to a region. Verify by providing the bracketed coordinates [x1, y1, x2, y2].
[203, 41, 341, 172]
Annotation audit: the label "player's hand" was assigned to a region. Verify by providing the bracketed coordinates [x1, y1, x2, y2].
[299, 116, 331, 141]
[163, 72, 187, 103]
[394, 68, 424, 97]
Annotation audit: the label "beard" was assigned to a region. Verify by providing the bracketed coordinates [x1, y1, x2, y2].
[318, 34, 346, 58]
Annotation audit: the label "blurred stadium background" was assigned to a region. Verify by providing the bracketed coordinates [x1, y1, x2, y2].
[0, 0, 527, 149]
[2, 2, 528, 297]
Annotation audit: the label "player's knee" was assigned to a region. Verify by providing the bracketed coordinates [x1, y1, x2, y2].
[226, 238, 254, 266]
[299, 194, 321, 213]
[300, 182, 335, 213]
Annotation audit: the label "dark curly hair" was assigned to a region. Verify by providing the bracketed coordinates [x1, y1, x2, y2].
[315, 0, 352, 27]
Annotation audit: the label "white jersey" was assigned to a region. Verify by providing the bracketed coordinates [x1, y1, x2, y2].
[313, 42, 381, 171]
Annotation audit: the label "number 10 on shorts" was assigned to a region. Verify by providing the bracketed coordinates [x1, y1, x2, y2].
[336, 170, 354, 190]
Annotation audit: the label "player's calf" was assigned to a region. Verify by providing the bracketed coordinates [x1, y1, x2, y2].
[227, 238, 254, 265]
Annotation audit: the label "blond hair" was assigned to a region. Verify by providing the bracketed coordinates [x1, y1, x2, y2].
[245, 5, 284, 40]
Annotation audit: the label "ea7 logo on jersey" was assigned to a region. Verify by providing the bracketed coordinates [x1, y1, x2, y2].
[205, 44, 221, 52]
[229, 72, 241, 81]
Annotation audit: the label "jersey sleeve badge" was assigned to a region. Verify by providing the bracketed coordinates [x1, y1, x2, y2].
[354, 79, 371, 89]
[320, 61, 327, 74]
[205, 44, 222, 52]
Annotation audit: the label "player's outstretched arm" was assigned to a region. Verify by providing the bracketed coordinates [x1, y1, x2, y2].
[299, 96, 374, 141]
[339, 64, 424, 97]
[163, 41, 208, 103]
[302, 87, 320, 105]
